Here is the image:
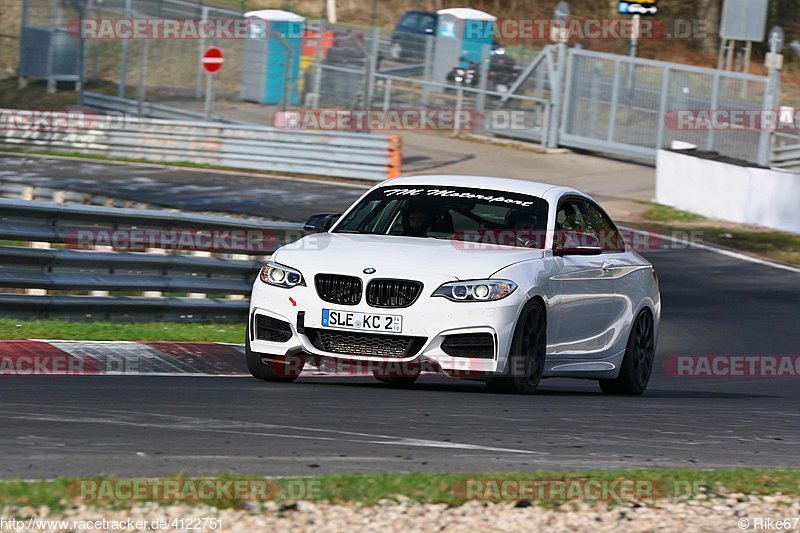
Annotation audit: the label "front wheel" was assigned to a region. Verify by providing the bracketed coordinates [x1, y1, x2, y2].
[486, 299, 546, 394]
[599, 310, 655, 395]
[245, 337, 304, 382]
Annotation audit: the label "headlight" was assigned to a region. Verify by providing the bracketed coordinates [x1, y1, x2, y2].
[432, 279, 517, 302]
[260, 261, 305, 288]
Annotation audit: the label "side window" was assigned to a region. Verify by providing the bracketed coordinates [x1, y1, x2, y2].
[583, 201, 625, 252]
[555, 199, 589, 232]
[398, 13, 420, 31]
[418, 14, 437, 33]
[554, 198, 589, 250]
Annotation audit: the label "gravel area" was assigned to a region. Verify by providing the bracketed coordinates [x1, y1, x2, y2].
[4, 495, 800, 532]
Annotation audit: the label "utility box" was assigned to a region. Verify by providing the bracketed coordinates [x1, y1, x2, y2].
[240, 10, 305, 105]
[18, 27, 80, 82]
[432, 7, 496, 83]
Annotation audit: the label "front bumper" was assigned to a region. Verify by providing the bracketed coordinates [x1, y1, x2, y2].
[247, 280, 525, 375]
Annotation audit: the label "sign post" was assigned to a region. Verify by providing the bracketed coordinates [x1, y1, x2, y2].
[618, 1, 658, 58]
[201, 46, 224, 120]
[551, 1, 570, 44]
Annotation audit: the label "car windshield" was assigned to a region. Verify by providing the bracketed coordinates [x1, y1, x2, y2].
[333, 185, 549, 249]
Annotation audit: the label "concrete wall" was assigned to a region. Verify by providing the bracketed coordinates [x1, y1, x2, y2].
[656, 149, 800, 234]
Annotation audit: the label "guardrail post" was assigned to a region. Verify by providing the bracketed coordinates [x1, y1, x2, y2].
[188, 250, 212, 298]
[227, 253, 249, 300]
[90, 245, 113, 297]
[142, 247, 167, 298]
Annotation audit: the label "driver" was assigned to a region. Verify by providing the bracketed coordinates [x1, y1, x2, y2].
[506, 211, 542, 248]
[401, 202, 434, 237]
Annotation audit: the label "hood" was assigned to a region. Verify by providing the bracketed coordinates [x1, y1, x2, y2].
[273, 232, 543, 280]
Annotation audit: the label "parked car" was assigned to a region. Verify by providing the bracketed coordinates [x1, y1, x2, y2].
[246, 175, 661, 395]
[387, 10, 507, 62]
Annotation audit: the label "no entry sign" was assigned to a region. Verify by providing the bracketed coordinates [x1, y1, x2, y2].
[202, 46, 224, 74]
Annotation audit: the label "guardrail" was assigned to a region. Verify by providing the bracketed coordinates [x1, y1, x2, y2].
[0, 109, 401, 181]
[772, 131, 800, 172]
[0, 198, 305, 321]
[83, 92, 231, 123]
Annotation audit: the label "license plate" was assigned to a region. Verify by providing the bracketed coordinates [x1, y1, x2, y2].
[496, 84, 508, 93]
[321, 309, 402, 333]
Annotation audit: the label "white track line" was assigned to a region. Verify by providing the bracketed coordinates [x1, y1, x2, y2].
[621, 225, 800, 274]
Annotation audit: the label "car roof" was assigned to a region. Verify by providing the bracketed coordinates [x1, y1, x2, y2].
[377, 174, 587, 202]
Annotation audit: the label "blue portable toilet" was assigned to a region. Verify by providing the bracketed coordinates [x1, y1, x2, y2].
[432, 7, 496, 83]
[240, 10, 305, 105]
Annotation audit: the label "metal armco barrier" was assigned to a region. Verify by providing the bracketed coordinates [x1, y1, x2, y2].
[0, 109, 402, 181]
[771, 131, 800, 172]
[0, 198, 305, 321]
[83, 92, 231, 123]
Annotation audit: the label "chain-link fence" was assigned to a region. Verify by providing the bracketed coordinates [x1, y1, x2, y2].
[12, 0, 781, 166]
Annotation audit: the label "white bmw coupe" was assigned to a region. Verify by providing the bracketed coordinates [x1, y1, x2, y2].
[246, 175, 660, 395]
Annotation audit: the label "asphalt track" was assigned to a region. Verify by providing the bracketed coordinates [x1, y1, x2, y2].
[1, 156, 799, 477]
[0, 154, 365, 221]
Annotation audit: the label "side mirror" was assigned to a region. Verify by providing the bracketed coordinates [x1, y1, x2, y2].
[554, 230, 603, 256]
[304, 213, 341, 233]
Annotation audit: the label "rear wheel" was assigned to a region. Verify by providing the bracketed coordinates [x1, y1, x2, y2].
[486, 300, 546, 394]
[599, 310, 654, 395]
[245, 337, 304, 382]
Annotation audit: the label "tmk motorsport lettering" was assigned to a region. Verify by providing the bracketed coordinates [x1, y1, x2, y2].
[382, 188, 535, 207]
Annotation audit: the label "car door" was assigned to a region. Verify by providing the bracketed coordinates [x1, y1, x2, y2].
[582, 199, 641, 357]
[550, 197, 620, 358]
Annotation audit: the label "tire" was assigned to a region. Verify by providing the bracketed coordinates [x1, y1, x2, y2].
[373, 362, 420, 387]
[245, 337, 304, 383]
[599, 310, 655, 395]
[486, 299, 547, 394]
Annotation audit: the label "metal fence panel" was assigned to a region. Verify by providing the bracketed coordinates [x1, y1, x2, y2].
[560, 48, 770, 163]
